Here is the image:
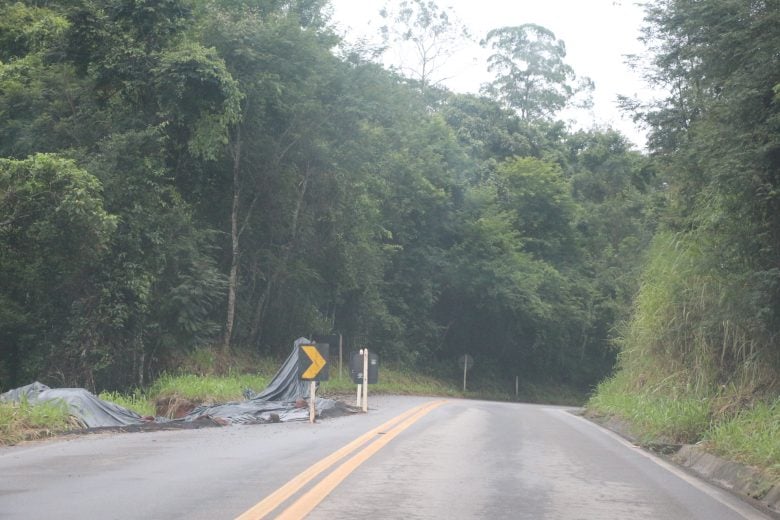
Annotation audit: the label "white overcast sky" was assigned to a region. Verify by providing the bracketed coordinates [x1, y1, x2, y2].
[328, 0, 655, 148]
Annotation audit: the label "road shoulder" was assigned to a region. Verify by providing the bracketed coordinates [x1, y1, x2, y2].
[584, 412, 780, 519]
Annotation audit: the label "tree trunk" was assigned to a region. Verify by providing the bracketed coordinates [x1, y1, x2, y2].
[248, 164, 312, 346]
[223, 127, 242, 354]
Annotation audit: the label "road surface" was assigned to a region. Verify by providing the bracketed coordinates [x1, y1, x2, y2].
[0, 396, 773, 519]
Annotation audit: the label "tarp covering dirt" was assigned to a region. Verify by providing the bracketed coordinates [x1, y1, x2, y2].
[0, 382, 146, 428]
[0, 338, 356, 428]
[242, 337, 314, 402]
[182, 338, 355, 424]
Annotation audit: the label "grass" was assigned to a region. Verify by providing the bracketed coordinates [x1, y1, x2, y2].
[98, 390, 157, 417]
[147, 373, 270, 404]
[319, 365, 586, 405]
[0, 399, 74, 446]
[588, 374, 712, 444]
[98, 374, 272, 417]
[584, 232, 780, 481]
[588, 373, 780, 483]
[320, 366, 460, 397]
[705, 399, 780, 479]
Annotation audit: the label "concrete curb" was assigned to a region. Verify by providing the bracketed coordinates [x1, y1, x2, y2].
[586, 413, 780, 518]
[672, 445, 780, 517]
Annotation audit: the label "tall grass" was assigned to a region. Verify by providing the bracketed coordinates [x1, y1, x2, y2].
[616, 232, 776, 395]
[589, 231, 780, 476]
[705, 399, 780, 479]
[147, 373, 269, 403]
[98, 390, 156, 417]
[0, 399, 73, 445]
[589, 374, 711, 444]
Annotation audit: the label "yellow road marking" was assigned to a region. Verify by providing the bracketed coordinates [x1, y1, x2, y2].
[276, 400, 447, 519]
[300, 345, 326, 379]
[235, 400, 446, 520]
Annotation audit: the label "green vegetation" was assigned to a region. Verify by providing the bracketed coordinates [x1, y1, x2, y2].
[147, 373, 269, 404]
[587, 0, 780, 479]
[320, 368, 457, 397]
[705, 399, 780, 480]
[0, 0, 652, 395]
[0, 399, 73, 445]
[98, 390, 157, 418]
[588, 374, 711, 444]
[590, 376, 780, 480]
[0, 0, 778, 482]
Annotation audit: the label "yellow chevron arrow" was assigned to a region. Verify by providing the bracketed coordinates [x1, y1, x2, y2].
[301, 345, 327, 379]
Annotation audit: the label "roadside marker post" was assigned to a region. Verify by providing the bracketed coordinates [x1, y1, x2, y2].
[350, 349, 379, 412]
[362, 349, 369, 413]
[309, 381, 316, 423]
[339, 334, 343, 380]
[458, 354, 473, 392]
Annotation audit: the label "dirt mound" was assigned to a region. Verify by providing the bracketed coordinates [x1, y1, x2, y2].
[155, 395, 198, 419]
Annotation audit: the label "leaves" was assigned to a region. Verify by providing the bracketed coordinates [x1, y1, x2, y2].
[0, 0, 657, 391]
[481, 24, 592, 121]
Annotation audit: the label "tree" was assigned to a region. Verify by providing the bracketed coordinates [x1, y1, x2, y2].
[481, 24, 592, 121]
[493, 157, 576, 263]
[380, 0, 470, 91]
[0, 154, 115, 387]
[193, 0, 340, 354]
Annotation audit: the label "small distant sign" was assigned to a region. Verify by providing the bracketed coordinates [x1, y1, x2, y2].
[458, 354, 474, 370]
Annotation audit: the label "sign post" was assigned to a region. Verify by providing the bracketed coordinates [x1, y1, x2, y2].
[309, 381, 316, 423]
[298, 343, 329, 423]
[350, 349, 379, 412]
[361, 349, 369, 412]
[458, 354, 474, 392]
[339, 334, 343, 380]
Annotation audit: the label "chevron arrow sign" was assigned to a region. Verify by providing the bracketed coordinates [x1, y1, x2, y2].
[299, 343, 329, 381]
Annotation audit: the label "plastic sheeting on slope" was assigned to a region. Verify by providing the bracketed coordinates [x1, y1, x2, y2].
[182, 337, 355, 425]
[0, 337, 355, 428]
[0, 382, 147, 428]
[243, 337, 313, 402]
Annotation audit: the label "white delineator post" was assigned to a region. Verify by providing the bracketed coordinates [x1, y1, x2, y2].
[309, 380, 316, 423]
[339, 334, 343, 380]
[463, 357, 468, 392]
[362, 348, 369, 412]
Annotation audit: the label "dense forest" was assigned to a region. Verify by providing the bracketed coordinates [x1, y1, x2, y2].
[0, 0, 777, 407]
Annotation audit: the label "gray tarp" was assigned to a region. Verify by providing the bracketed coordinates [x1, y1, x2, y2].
[0, 383, 145, 428]
[243, 337, 313, 402]
[182, 338, 348, 424]
[0, 338, 354, 428]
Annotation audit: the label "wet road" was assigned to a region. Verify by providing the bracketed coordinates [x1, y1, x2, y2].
[0, 397, 772, 519]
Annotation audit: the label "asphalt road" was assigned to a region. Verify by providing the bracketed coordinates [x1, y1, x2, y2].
[0, 396, 773, 519]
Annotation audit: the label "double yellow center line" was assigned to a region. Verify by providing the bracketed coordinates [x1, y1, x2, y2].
[235, 399, 447, 520]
